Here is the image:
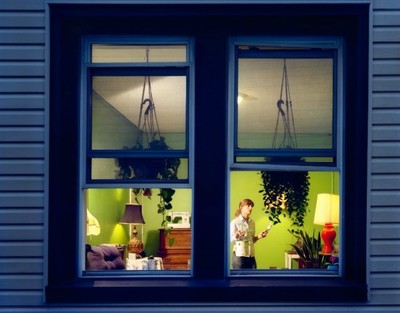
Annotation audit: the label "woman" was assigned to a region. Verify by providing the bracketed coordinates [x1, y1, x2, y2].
[230, 199, 268, 269]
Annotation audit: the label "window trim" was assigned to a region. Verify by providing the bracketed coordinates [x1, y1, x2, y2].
[46, 2, 369, 303]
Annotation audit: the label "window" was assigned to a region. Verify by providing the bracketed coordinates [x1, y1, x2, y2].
[82, 40, 193, 273]
[228, 38, 342, 273]
[47, 3, 368, 303]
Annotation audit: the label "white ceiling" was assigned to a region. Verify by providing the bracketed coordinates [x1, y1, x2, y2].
[93, 56, 333, 137]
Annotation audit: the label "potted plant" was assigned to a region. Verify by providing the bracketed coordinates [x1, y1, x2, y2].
[325, 255, 339, 270]
[290, 229, 327, 269]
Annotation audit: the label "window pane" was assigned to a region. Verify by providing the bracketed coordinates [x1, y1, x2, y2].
[91, 75, 187, 151]
[235, 156, 334, 165]
[229, 170, 340, 272]
[237, 57, 333, 150]
[90, 157, 188, 181]
[85, 188, 192, 272]
[92, 45, 187, 63]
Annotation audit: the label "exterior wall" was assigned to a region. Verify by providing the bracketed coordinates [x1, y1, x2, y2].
[0, 0, 399, 311]
[370, 0, 400, 306]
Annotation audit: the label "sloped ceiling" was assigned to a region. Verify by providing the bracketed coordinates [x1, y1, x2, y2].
[93, 59, 333, 136]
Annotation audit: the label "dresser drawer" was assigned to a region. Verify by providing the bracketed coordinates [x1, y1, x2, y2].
[158, 228, 191, 249]
[159, 250, 190, 264]
[158, 228, 191, 270]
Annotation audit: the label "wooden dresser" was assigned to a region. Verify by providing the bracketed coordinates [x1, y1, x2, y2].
[158, 228, 191, 270]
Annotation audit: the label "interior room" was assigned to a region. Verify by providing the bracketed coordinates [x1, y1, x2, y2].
[85, 169, 339, 271]
[84, 44, 340, 272]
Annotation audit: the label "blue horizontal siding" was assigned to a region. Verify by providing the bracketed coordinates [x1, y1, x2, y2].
[0, 0, 398, 311]
[0, 160, 44, 175]
[0, 46, 45, 61]
[0, 12, 45, 28]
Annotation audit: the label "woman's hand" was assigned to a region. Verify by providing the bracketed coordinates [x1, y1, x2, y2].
[257, 231, 267, 240]
[236, 230, 246, 239]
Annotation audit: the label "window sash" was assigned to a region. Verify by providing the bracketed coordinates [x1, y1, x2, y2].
[231, 38, 340, 168]
[83, 41, 193, 185]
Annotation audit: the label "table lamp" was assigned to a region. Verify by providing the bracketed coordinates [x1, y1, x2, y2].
[86, 209, 101, 236]
[120, 203, 146, 256]
[313, 193, 339, 254]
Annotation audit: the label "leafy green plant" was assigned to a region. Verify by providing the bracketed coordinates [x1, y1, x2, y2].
[117, 136, 180, 231]
[290, 230, 326, 269]
[117, 137, 180, 180]
[157, 188, 176, 229]
[259, 168, 310, 234]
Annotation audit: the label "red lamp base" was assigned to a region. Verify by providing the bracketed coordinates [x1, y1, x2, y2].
[321, 222, 336, 254]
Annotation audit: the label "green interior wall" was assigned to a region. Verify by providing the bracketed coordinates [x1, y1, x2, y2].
[229, 170, 339, 269]
[86, 171, 339, 270]
[86, 188, 129, 247]
[86, 188, 192, 257]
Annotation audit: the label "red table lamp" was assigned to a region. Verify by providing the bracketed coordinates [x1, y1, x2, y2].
[313, 193, 340, 254]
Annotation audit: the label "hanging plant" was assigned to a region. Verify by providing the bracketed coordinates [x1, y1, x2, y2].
[258, 59, 310, 234]
[117, 136, 180, 180]
[116, 48, 180, 230]
[259, 161, 310, 234]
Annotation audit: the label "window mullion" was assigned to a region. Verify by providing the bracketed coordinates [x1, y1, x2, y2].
[193, 34, 228, 280]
